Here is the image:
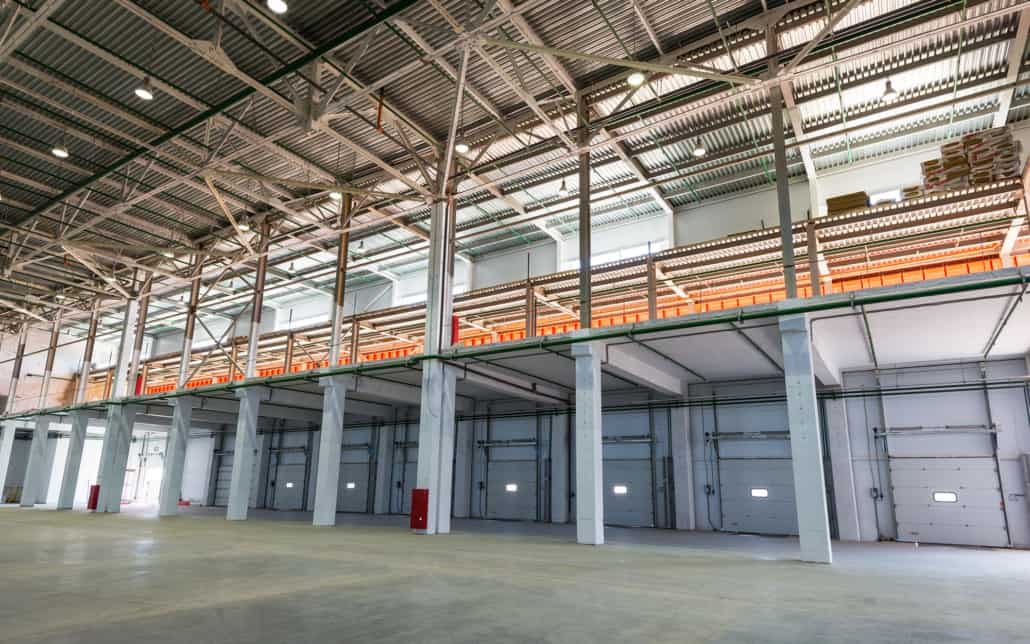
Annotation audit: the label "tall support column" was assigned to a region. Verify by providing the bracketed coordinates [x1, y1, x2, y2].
[20, 416, 51, 506]
[670, 401, 695, 530]
[158, 256, 201, 518]
[779, 312, 832, 563]
[768, 30, 797, 298]
[328, 196, 352, 365]
[0, 323, 29, 493]
[226, 221, 270, 521]
[20, 312, 63, 506]
[372, 422, 393, 514]
[57, 301, 100, 510]
[158, 396, 195, 516]
[414, 51, 465, 534]
[571, 341, 603, 545]
[550, 411, 569, 524]
[226, 387, 263, 520]
[313, 375, 352, 526]
[577, 92, 592, 329]
[95, 404, 138, 513]
[452, 414, 473, 519]
[646, 253, 658, 320]
[525, 281, 537, 337]
[127, 273, 152, 395]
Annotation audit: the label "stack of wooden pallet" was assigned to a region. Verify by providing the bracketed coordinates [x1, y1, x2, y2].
[825, 191, 870, 216]
[920, 127, 1021, 193]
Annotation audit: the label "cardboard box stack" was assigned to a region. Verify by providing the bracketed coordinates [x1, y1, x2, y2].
[825, 191, 869, 216]
[921, 127, 1021, 193]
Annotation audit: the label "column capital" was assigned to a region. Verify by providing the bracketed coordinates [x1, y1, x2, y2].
[234, 386, 270, 402]
[318, 374, 355, 389]
[570, 339, 602, 358]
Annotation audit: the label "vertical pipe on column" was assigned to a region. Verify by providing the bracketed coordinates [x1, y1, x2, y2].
[646, 252, 658, 320]
[577, 92, 592, 329]
[179, 257, 202, 387]
[7, 323, 29, 412]
[37, 310, 63, 408]
[76, 301, 101, 403]
[328, 196, 352, 365]
[767, 29, 797, 299]
[525, 281, 537, 337]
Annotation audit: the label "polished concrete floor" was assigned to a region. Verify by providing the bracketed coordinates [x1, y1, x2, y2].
[2, 505, 1029, 643]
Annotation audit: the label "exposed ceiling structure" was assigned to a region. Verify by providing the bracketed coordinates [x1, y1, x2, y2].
[0, 0, 1028, 337]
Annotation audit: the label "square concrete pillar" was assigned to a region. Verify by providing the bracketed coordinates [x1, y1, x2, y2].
[571, 341, 604, 545]
[779, 313, 833, 564]
[57, 410, 90, 510]
[226, 387, 263, 521]
[452, 416, 473, 519]
[0, 420, 20, 496]
[415, 358, 456, 535]
[159, 397, 195, 517]
[550, 413, 569, 524]
[312, 375, 352, 526]
[669, 402, 696, 530]
[96, 405, 138, 513]
[372, 424, 393, 515]
[20, 417, 51, 507]
[824, 396, 861, 541]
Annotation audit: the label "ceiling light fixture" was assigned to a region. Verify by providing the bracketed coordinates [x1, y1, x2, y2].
[267, 0, 288, 14]
[238, 222, 251, 232]
[881, 79, 899, 104]
[51, 136, 69, 159]
[691, 140, 706, 158]
[329, 190, 343, 200]
[134, 76, 154, 101]
[627, 71, 646, 88]
[454, 137, 470, 155]
[160, 250, 174, 258]
[557, 178, 570, 198]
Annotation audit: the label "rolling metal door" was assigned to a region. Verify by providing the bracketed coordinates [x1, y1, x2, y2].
[603, 459, 653, 527]
[485, 459, 536, 520]
[719, 458, 797, 534]
[338, 429, 374, 513]
[269, 432, 308, 511]
[889, 457, 1008, 546]
[712, 400, 798, 535]
[883, 387, 1009, 547]
[483, 418, 539, 521]
[390, 423, 418, 514]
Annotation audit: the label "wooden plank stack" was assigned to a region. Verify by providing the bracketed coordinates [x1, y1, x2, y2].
[825, 191, 870, 216]
[921, 127, 1021, 193]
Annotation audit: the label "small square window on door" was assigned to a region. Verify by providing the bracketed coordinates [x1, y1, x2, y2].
[750, 487, 769, 498]
[932, 491, 958, 503]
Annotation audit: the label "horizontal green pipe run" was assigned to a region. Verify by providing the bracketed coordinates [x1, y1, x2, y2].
[3, 270, 1026, 421]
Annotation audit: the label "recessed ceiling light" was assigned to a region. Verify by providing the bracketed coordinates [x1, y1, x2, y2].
[267, 0, 288, 14]
[51, 144, 69, 159]
[881, 79, 899, 104]
[134, 76, 154, 101]
[627, 71, 646, 88]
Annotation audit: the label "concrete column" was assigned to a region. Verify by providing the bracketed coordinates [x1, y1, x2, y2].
[20, 417, 51, 506]
[372, 423, 393, 515]
[158, 396, 195, 516]
[226, 387, 263, 521]
[550, 412, 569, 524]
[576, 92, 592, 329]
[313, 374, 351, 526]
[0, 421, 20, 496]
[779, 312, 832, 563]
[571, 341, 604, 545]
[452, 416, 473, 519]
[670, 402, 696, 530]
[56, 410, 90, 509]
[96, 404, 138, 513]
[824, 396, 861, 541]
[415, 359, 457, 534]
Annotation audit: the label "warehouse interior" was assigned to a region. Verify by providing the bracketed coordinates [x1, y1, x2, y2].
[1, 0, 1030, 642]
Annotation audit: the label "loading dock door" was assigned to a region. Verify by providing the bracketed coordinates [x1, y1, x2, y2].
[719, 458, 798, 535]
[485, 458, 537, 520]
[603, 458, 653, 527]
[338, 430, 374, 513]
[884, 387, 1009, 547]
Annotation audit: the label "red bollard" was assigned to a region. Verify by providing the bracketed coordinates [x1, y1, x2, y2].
[410, 488, 429, 530]
[86, 484, 100, 511]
